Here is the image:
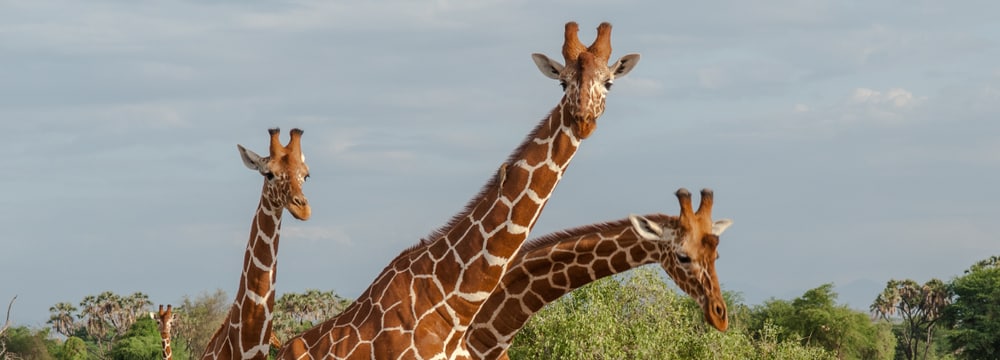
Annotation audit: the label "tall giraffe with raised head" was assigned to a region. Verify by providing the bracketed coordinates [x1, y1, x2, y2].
[466, 189, 732, 360]
[201, 128, 311, 360]
[156, 305, 174, 360]
[277, 21, 639, 359]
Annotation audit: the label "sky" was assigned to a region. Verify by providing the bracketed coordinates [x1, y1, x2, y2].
[2, 0, 999, 327]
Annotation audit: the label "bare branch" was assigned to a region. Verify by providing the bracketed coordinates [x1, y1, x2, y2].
[1, 295, 16, 336]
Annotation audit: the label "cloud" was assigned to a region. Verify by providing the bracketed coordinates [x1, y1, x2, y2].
[849, 87, 921, 108]
[839, 87, 926, 125]
[785, 87, 926, 130]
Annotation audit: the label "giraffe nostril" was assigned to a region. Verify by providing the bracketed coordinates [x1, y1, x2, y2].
[714, 304, 725, 316]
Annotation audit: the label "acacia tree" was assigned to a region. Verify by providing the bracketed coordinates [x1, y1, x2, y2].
[943, 255, 1000, 359]
[871, 279, 950, 360]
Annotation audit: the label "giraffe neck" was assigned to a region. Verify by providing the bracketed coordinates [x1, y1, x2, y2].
[161, 335, 172, 360]
[202, 185, 283, 360]
[277, 100, 589, 359]
[465, 214, 676, 360]
[429, 96, 583, 304]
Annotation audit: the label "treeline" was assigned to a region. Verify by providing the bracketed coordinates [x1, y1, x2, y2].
[0, 289, 352, 360]
[508, 255, 1000, 360]
[1, 255, 997, 359]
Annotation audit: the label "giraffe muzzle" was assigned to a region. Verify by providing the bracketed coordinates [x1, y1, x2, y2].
[288, 197, 311, 220]
[705, 300, 729, 331]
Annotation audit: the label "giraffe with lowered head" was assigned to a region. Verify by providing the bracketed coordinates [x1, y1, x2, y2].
[277, 21, 640, 359]
[465, 188, 732, 360]
[201, 128, 311, 360]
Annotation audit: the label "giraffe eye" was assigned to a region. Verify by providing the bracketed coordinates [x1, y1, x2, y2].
[304, 173, 311, 181]
[264, 172, 275, 180]
[559, 81, 567, 91]
[604, 80, 613, 90]
[677, 253, 691, 264]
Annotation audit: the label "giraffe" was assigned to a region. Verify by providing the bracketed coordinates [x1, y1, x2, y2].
[201, 128, 311, 360]
[277, 21, 640, 359]
[465, 188, 733, 360]
[156, 305, 174, 360]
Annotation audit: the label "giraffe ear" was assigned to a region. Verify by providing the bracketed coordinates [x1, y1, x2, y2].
[609, 53, 640, 78]
[712, 219, 733, 236]
[629, 214, 664, 240]
[531, 53, 565, 80]
[237, 144, 267, 172]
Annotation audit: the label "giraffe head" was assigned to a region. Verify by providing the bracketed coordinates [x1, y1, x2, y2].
[237, 128, 311, 220]
[531, 22, 640, 139]
[629, 188, 733, 331]
[155, 304, 173, 338]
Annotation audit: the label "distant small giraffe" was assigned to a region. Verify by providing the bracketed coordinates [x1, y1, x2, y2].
[277, 21, 640, 360]
[155, 304, 174, 360]
[465, 189, 732, 360]
[201, 128, 311, 360]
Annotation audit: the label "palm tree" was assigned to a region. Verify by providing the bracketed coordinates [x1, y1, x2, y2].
[119, 292, 151, 331]
[47, 302, 78, 337]
[871, 279, 951, 360]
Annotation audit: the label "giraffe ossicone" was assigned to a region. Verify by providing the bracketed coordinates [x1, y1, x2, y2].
[277, 21, 640, 360]
[201, 128, 311, 360]
[465, 188, 733, 360]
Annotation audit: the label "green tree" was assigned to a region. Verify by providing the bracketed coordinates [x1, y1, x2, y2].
[55, 337, 89, 360]
[942, 255, 1000, 360]
[871, 279, 950, 360]
[109, 317, 161, 360]
[1, 326, 55, 360]
[747, 284, 895, 360]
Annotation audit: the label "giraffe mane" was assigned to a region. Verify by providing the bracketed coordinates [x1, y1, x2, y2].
[518, 213, 677, 255]
[414, 108, 562, 252]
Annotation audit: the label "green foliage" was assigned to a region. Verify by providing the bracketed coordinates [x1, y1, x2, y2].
[866, 321, 898, 360]
[55, 336, 89, 360]
[943, 255, 1000, 360]
[110, 317, 161, 360]
[508, 266, 833, 359]
[2, 326, 56, 360]
[747, 284, 895, 360]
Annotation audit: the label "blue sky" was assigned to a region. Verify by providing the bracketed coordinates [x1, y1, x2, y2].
[2, 0, 998, 327]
